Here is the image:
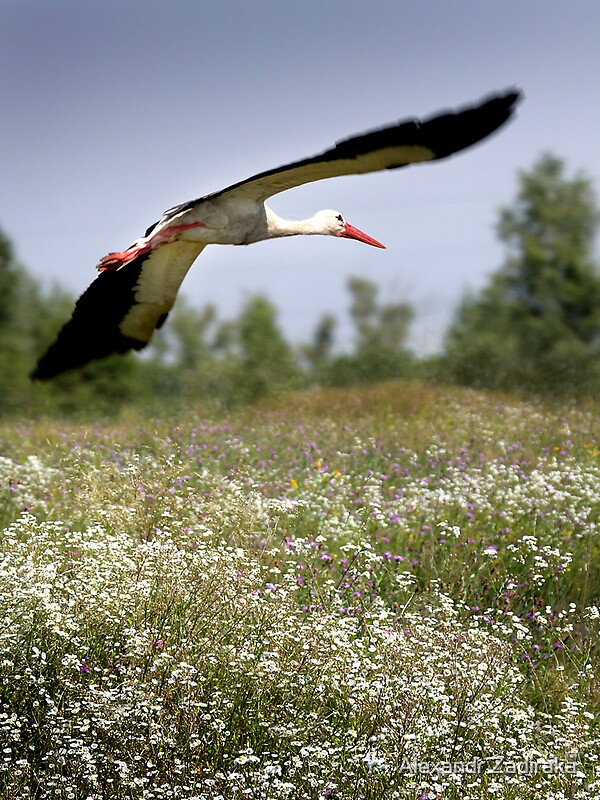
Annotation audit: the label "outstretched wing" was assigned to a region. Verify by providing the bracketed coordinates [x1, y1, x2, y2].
[165, 88, 521, 221]
[32, 241, 205, 380]
[34, 89, 521, 379]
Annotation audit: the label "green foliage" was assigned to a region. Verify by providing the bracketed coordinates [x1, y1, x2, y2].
[0, 224, 145, 417]
[301, 312, 336, 374]
[232, 294, 304, 403]
[140, 297, 235, 407]
[0, 230, 83, 414]
[0, 230, 36, 412]
[444, 154, 600, 395]
[139, 294, 304, 410]
[323, 276, 415, 386]
[348, 275, 413, 352]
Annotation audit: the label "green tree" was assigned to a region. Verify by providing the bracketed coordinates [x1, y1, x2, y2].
[444, 154, 600, 395]
[232, 295, 302, 403]
[302, 313, 336, 379]
[0, 229, 83, 413]
[0, 224, 146, 415]
[140, 298, 238, 409]
[0, 232, 34, 412]
[348, 276, 379, 348]
[326, 277, 414, 386]
[167, 299, 217, 371]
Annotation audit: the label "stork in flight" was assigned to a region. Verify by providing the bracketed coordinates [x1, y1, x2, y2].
[32, 89, 521, 380]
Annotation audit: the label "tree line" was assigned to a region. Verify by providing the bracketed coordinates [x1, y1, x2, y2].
[2, 153, 600, 416]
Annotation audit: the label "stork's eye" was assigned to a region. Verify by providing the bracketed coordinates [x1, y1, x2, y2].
[336, 214, 343, 222]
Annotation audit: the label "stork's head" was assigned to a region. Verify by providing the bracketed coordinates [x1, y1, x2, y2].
[314, 210, 386, 248]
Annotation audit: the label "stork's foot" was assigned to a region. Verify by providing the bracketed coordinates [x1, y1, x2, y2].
[97, 241, 152, 271]
[96, 221, 205, 271]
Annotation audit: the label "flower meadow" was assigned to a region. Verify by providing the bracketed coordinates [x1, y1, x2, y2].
[0, 382, 598, 799]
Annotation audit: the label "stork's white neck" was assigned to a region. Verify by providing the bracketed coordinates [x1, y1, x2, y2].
[265, 207, 326, 239]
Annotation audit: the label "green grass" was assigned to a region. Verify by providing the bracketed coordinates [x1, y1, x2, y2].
[0, 381, 598, 798]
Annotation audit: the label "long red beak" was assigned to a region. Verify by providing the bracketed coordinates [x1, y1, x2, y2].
[342, 222, 386, 249]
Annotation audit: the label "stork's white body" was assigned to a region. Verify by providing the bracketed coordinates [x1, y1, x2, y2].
[133, 202, 328, 248]
[33, 89, 521, 379]
[114, 205, 367, 343]
[153, 198, 268, 246]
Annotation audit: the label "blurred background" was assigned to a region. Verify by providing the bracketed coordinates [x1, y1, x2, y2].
[2, 0, 600, 412]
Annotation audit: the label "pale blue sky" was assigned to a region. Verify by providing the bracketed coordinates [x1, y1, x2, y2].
[2, 0, 600, 352]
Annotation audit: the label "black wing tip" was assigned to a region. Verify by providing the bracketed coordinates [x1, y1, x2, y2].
[502, 86, 523, 103]
[428, 87, 523, 119]
[30, 364, 50, 381]
[415, 86, 524, 161]
[479, 86, 524, 116]
[481, 86, 522, 103]
[31, 260, 151, 381]
[30, 363, 63, 381]
[426, 86, 524, 129]
[31, 334, 145, 381]
[328, 87, 524, 167]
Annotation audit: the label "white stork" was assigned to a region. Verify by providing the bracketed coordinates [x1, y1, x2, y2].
[32, 89, 521, 379]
